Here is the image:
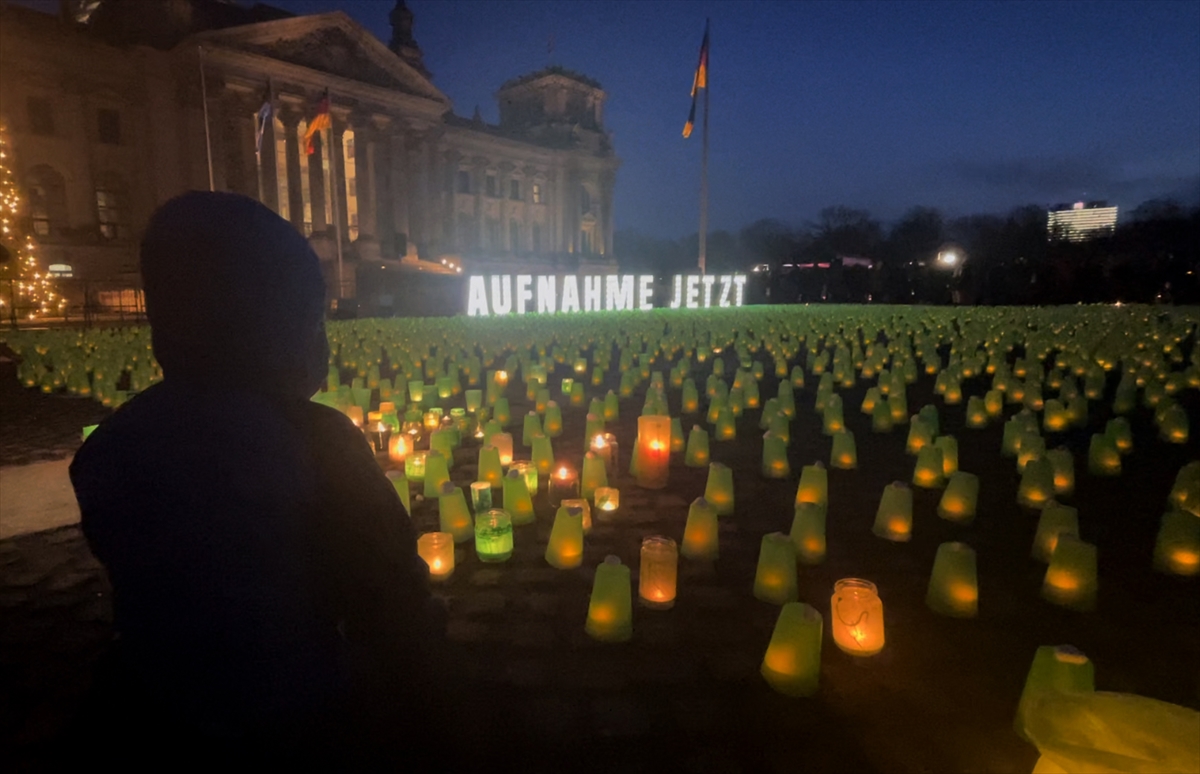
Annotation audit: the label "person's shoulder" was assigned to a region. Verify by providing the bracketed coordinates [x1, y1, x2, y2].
[303, 400, 364, 436]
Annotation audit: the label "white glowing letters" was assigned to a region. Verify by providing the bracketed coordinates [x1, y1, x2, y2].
[669, 274, 745, 309]
[467, 273, 746, 316]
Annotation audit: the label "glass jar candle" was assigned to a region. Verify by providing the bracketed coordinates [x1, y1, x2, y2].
[639, 536, 678, 609]
[405, 450, 427, 482]
[549, 464, 579, 507]
[469, 481, 493, 513]
[474, 509, 513, 562]
[635, 415, 671, 489]
[831, 578, 885, 656]
[417, 532, 455, 581]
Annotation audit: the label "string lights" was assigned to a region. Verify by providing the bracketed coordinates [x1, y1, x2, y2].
[0, 123, 65, 319]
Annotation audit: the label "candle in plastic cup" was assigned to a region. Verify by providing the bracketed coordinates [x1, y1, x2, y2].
[761, 602, 823, 697]
[1014, 645, 1094, 740]
[704, 462, 735, 516]
[753, 532, 799, 605]
[1153, 510, 1200, 576]
[938, 471, 979, 524]
[1041, 535, 1098, 611]
[545, 506, 585, 569]
[530, 434, 555, 476]
[873, 482, 913, 542]
[502, 469, 536, 526]
[685, 425, 710, 467]
[681, 497, 719, 561]
[477, 446, 504, 488]
[795, 462, 828, 507]
[585, 556, 633, 642]
[438, 481, 474, 544]
[830, 430, 857, 469]
[925, 542, 978, 618]
[423, 450, 451, 498]
[790, 503, 826, 565]
[762, 432, 791, 479]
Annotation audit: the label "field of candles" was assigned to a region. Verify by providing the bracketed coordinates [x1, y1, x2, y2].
[3, 304, 1199, 772]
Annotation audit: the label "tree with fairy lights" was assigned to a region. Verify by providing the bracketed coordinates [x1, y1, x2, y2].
[0, 122, 64, 320]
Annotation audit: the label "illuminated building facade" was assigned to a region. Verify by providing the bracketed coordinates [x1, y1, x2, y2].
[1047, 201, 1118, 242]
[0, 0, 618, 302]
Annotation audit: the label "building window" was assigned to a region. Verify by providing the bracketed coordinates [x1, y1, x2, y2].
[95, 175, 129, 240]
[531, 223, 542, 252]
[26, 165, 67, 238]
[531, 183, 543, 204]
[486, 174, 498, 198]
[48, 263, 73, 278]
[97, 108, 121, 145]
[486, 218, 501, 249]
[579, 186, 592, 215]
[509, 179, 521, 201]
[456, 169, 471, 194]
[297, 119, 313, 235]
[27, 97, 54, 136]
[509, 219, 520, 252]
[342, 130, 359, 240]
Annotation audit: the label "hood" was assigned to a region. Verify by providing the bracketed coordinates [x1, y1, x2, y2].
[140, 191, 329, 400]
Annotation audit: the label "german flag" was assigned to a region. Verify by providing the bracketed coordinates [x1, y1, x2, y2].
[683, 21, 709, 138]
[304, 92, 331, 155]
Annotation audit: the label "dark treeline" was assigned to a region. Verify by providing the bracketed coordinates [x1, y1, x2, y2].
[614, 199, 1200, 305]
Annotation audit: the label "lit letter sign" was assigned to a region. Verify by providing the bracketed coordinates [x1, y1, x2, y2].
[516, 274, 534, 315]
[605, 275, 634, 311]
[464, 273, 747, 316]
[537, 275, 557, 314]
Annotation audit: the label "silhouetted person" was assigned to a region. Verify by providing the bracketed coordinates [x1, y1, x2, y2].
[68, 192, 449, 767]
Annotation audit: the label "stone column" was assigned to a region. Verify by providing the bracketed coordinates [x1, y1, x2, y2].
[307, 128, 329, 235]
[600, 168, 616, 257]
[442, 148, 460, 252]
[258, 103, 279, 213]
[279, 109, 305, 233]
[219, 89, 257, 198]
[388, 127, 409, 256]
[472, 155, 488, 253]
[498, 161, 513, 253]
[330, 116, 350, 249]
[350, 113, 379, 261]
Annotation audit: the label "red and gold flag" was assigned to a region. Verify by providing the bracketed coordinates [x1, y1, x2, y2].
[304, 93, 331, 155]
[683, 21, 709, 138]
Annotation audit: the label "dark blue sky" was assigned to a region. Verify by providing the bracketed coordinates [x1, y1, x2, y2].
[45, 0, 1200, 236]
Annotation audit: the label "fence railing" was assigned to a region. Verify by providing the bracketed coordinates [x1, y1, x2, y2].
[1, 278, 147, 328]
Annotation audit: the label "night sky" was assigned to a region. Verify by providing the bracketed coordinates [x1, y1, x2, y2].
[30, 0, 1200, 236]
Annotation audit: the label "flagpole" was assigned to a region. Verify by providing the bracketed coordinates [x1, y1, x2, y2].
[198, 45, 215, 192]
[698, 19, 710, 275]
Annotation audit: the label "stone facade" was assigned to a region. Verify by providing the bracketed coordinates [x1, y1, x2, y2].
[0, 1, 619, 302]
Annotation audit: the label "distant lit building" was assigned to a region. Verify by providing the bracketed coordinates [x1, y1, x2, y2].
[1047, 201, 1118, 242]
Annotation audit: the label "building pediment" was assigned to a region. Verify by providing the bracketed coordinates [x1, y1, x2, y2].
[191, 12, 449, 107]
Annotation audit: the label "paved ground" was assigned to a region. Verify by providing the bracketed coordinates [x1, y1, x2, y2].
[2, 353, 1198, 772]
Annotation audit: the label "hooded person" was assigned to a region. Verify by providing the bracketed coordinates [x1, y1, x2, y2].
[68, 192, 450, 766]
